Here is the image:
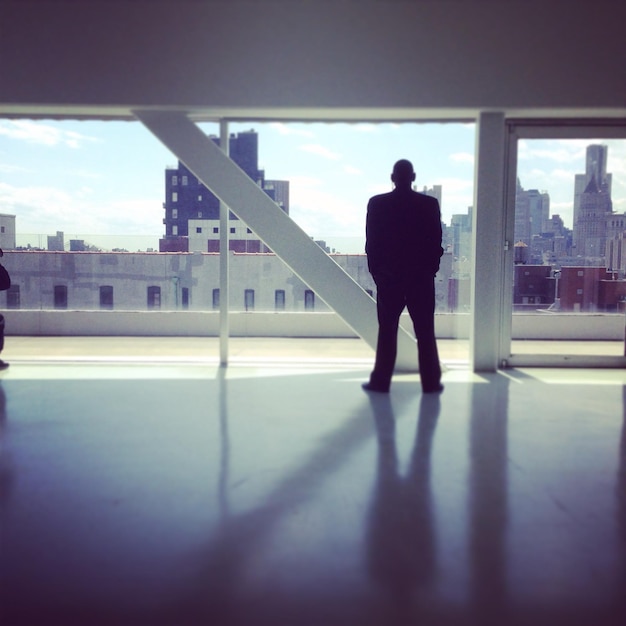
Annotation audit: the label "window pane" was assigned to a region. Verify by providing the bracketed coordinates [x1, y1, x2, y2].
[100, 285, 114, 310]
[510, 138, 626, 357]
[54, 284, 68, 309]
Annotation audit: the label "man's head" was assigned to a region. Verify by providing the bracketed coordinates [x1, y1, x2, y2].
[391, 159, 415, 188]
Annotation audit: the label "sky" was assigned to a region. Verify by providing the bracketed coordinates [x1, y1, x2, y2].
[0, 118, 624, 253]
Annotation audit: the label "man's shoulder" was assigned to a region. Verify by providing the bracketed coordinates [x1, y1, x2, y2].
[412, 190, 440, 207]
[368, 191, 394, 206]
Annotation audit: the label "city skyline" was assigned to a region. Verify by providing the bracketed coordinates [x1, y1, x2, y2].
[0, 119, 625, 253]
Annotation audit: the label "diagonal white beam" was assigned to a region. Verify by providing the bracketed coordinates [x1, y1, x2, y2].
[135, 110, 417, 370]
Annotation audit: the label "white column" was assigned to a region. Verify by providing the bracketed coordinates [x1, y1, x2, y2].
[219, 120, 229, 366]
[471, 112, 507, 372]
[135, 110, 418, 370]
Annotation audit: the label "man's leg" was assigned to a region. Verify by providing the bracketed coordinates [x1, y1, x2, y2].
[406, 277, 441, 392]
[368, 283, 405, 391]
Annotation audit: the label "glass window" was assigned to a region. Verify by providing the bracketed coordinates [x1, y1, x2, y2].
[6, 285, 20, 309]
[212, 288, 220, 310]
[304, 289, 315, 311]
[54, 285, 68, 309]
[182, 175, 188, 185]
[100, 285, 113, 310]
[196, 227, 202, 234]
[244, 289, 255, 311]
[172, 208, 178, 219]
[275, 289, 285, 310]
[182, 287, 189, 309]
[172, 175, 178, 186]
[147, 286, 161, 309]
[172, 192, 178, 202]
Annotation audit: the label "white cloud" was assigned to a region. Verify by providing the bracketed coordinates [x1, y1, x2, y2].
[0, 120, 98, 149]
[299, 144, 342, 160]
[343, 165, 362, 175]
[269, 122, 315, 138]
[449, 152, 474, 164]
[0, 182, 162, 238]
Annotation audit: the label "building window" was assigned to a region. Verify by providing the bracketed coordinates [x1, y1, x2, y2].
[275, 289, 285, 310]
[577, 288, 583, 295]
[182, 287, 189, 310]
[198, 195, 202, 201]
[6, 285, 20, 309]
[213, 227, 219, 234]
[247, 228, 252, 234]
[230, 227, 236, 234]
[305, 289, 315, 310]
[366, 289, 374, 297]
[100, 285, 113, 310]
[182, 175, 188, 185]
[0, 226, 4, 233]
[54, 285, 68, 309]
[172, 225, 178, 236]
[212, 288, 220, 310]
[196, 227, 202, 234]
[198, 212, 202, 218]
[172, 192, 178, 202]
[172, 175, 178, 186]
[147, 286, 161, 309]
[578, 271, 584, 277]
[244, 289, 255, 311]
[172, 208, 178, 219]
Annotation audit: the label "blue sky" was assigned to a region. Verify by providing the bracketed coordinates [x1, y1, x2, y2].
[0, 119, 624, 252]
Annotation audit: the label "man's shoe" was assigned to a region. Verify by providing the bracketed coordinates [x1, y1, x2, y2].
[423, 383, 444, 394]
[362, 382, 389, 394]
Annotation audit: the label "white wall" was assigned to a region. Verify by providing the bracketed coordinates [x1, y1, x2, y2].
[3, 309, 623, 342]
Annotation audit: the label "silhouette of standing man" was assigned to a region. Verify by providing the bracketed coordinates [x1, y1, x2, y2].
[363, 159, 443, 394]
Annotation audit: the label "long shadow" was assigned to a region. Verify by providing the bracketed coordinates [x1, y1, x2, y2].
[163, 371, 388, 626]
[365, 391, 440, 623]
[468, 373, 510, 625]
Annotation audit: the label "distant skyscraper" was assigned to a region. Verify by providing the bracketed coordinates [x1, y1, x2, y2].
[514, 180, 550, 247]
[423, 185, 442, 205]
[573, 145, 613, 260]
[573, 144, 612, 231]
[160, 130, 289, 252]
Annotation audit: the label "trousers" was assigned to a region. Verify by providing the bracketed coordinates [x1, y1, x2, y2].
[370, 274, 441, 391]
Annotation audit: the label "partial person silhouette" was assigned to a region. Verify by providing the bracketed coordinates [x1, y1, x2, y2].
[366, 392, 440, 621]
[362, 160, 444, 394]
[0, 247, 10, 370]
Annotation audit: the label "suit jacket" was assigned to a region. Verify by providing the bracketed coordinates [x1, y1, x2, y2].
[365, 187, 443, 282]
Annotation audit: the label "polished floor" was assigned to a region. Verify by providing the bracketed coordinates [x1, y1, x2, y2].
[1, 339, 625, 625]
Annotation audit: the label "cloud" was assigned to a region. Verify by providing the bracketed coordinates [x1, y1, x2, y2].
[0, 120, 99, 149]
[518, 140, 586, 164]
[449, 152, 474, 165]
[343, 164, 362, 175]
[299, 144, 341, 160]
[0, 182, 162, 238]
[269, 122, 315, 138]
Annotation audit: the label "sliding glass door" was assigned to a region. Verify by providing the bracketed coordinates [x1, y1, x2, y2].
[501, 122, 626, 367]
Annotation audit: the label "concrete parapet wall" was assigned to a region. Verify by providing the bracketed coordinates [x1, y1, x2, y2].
[3, 310, 623, 341]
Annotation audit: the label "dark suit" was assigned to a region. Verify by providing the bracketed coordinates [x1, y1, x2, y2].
[365, 187, 444, 392]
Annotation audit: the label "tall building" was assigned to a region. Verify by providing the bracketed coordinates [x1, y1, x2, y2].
[575, 173, 613, 261]
[573, 144, 613, 250]
[514, 180, 550, 248]
[160, 130, 289, 252]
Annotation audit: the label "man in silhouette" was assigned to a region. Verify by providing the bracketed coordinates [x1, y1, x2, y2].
[363, 159, 443, 393]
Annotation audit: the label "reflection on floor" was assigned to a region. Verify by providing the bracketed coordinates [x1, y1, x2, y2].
[1, 361, 625, 625]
